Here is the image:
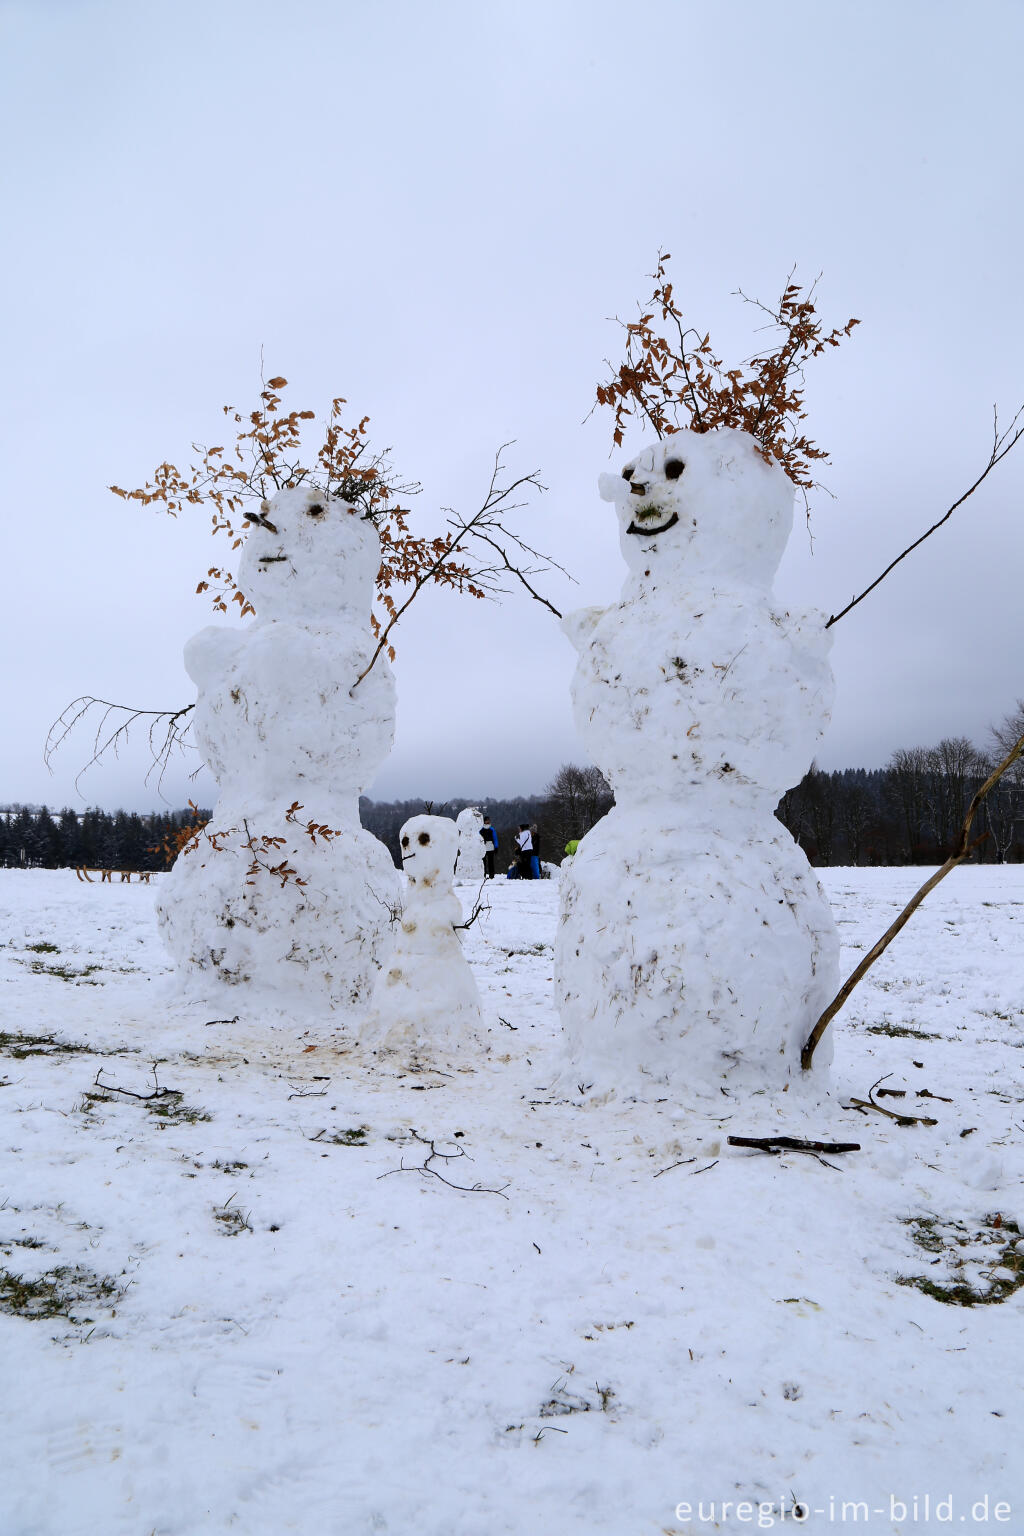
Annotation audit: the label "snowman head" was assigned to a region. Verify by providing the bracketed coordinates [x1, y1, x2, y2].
[598, 427, 794, 586]
[399, 814, 458, 890]
[237, 484, 380, 621]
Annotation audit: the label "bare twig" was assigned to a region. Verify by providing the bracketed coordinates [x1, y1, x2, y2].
[44, 696, 196, 796]
[352, 446, 558, 688]
[89, 1064, 180, 1103]
[802, 727, 1024, 1069]
[826, 405, 1024, 628]
[454, 877, 489, 932]
[377, 1130, 509, 1198]
[653, 1157, 697, 1178]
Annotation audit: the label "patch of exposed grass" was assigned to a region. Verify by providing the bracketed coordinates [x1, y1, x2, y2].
[865, 1023, 941, 1040]
[148, 1099, 212, 1127]
[0, 1030, 90, 1059]
[315, 1126, 369, 1146]
[209, 1160, 250, 1174]
[898, 1214, 1023, 1306]
[23, 942, 60, 954]
[0, 1263, 119, 1322]
[213, 1203, 252, 1236]
[25, 960, 104, 984]
[539, 1375, 617, 1418]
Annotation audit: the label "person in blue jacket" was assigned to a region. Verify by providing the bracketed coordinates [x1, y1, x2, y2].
[479, 815, 499, 879]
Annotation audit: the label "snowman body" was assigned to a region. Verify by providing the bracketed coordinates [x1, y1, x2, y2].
[368, 814, 483, 1059]
[555, 428, 839, 1094]
[156, 486, 399, 1008]
[454, 805, 484, 883]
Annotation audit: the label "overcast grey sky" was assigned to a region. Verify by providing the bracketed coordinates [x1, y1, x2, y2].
[2, 0, 1022, 813]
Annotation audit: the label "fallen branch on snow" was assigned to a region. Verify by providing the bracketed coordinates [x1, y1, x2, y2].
[845, 1074, 937, 1128]
[727, 1135, 861, 1155]
[377, 1130, 509, 1199]
[89, 1064, 181, 1102]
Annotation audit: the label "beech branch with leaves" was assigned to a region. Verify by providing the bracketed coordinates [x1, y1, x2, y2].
[599, 253, 1023, 623]
[595, 251, 859, 520]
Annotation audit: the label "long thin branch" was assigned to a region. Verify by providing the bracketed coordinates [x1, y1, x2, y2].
[351, 446, 552, 688]
[463, 527, 564, 618]
[801, 727, 1024, 1069]
[44, 696, 196, 796]
[825, 405, 1024, 629]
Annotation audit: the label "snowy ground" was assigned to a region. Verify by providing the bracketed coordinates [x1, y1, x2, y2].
[1, 866, 1022, 1535]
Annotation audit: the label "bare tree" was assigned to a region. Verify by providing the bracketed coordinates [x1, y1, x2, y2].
[884, 747, 932, 862]
[985, 700, 1024, 862]
[925, 737, 987, 856]
[543, 763, 613, 853]
[838, 778, 873, 867]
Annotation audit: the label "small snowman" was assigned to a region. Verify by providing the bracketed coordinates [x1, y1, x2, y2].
[368, 814, 483, 1060]
[156, 484, 400, 1009]
[555, 427, 839, 1096]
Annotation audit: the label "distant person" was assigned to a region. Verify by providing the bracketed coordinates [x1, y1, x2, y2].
[479, 815, 499, 879]
[515, 823, 533, 879]
[529, 823, 541, 880]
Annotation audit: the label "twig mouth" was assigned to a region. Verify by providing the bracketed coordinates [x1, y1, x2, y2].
[626, 511, 679, 538]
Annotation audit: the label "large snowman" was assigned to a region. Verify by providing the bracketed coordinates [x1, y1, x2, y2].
[555, 427, 839, 1096]
[157, 485, 400, 1008]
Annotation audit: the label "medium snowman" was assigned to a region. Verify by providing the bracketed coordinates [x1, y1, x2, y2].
[367, 813, 483, 1061]
[156, 485, 400, 1009]
[454, 805, 484, 883]
[554, 427, 839, 1096]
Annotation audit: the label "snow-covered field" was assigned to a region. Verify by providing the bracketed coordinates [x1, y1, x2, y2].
[1, 867, 1022, 1535]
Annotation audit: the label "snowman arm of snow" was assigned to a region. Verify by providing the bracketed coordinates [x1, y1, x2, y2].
[561, 605, 605, 653]
[184, 626, 248, 689]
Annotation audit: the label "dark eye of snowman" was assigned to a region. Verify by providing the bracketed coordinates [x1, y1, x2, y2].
[621, 465, 635, 481]
[664, 459, 684, 480]
[306, 503, 325, 517]
[418, 831, 431, 845]
[401, 835, 410, 848]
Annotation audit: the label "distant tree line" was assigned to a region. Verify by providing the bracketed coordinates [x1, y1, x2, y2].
[0, 806, 210, 871]
[5, 707, 1022, 871]
[778, 736, 1023, 866]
